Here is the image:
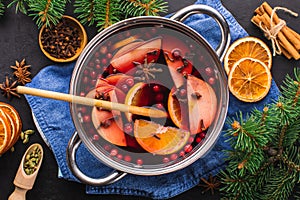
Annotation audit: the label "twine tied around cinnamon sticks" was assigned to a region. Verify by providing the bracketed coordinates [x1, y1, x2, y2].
[252, 2, 300, 60]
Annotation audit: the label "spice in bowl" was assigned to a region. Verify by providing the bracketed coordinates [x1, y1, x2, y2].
[23, 144, 43, 175]
[39, 15, 87, 62]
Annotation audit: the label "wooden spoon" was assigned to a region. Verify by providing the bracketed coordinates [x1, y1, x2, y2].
[8, 143, 43, 200]
[16, 86, 168, 118]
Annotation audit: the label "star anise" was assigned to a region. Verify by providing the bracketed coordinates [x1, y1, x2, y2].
[0, 76, 20, 99]
[133, 54, 162, 83]
[198, 174, 221, 195]
[10, 59, 31, 85]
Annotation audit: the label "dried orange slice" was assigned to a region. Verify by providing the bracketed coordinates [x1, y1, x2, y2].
[0, 109, 12, 155]
[228, 57, 272, 102]
[0, 102, 22, 151]
[134, 119, 190, 155]
[224, 36, 272, 74]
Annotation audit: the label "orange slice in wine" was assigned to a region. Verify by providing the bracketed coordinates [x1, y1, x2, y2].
[134, 119, 190, 155]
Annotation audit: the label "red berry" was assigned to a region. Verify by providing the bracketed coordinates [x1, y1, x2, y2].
[171, 48, 182, 59]
[125, 78, 134, 87]
[124, 123, 133, 134]
[101, 58, 108, 66]
[106, 53, 113, 59]
[179, 88, 187, 97]
[104, 144, 112, 151]
[196, 137, 202, 143]
[179, 151, 185, 157]
[82, 76, 89, 84]
[136, 159, 143, 165]
[100, 46, 108, 54]
[170, 153, 178, 160]
[117, 154, 123, 160]
[121, 84, 129, 92]
[96, 64, 101, 70]
[124, 155, 132, 162]
[93, 134, 100, 141]
[152, 85, 160, 92]
[155, 93, 164, 102]
[199, 132, 206, 139]
[208, 77, 215, 85]
[80, 106, 87, 113]
[83, 115, 91, 123]
[83, 69, 89, 75]
[188, 136, 194, 143]
[80, 92, 85, 97]
[205, 67, 213, 76]
[90, 71, 97, 79]
[163, 157, 170, 163]
[155, 103, 164, 110]
[110, 149, 118, 156]
[95, 58, 101, 64]
[184, 144, 192, 153]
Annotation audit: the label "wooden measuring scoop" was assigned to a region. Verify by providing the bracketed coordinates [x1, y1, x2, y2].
[8, 143, 43, 200]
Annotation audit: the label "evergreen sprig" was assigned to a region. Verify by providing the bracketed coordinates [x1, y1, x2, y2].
[8, 0, 68, 28]
[220, 67, 300, 200]
[74, 0, 168, 31]
[0, 0, 5, 17]
[121, 0, 168, 17]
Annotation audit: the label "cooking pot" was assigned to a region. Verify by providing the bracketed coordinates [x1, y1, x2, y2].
[67, 4, 230, 186]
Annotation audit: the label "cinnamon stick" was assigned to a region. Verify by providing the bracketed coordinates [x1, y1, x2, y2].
[260, 13, 300, 60]
[261, 2, 300, 51]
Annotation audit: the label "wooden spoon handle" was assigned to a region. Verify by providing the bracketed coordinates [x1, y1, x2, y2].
[8, 187, 27, 200]
[16, 86, 168, 118]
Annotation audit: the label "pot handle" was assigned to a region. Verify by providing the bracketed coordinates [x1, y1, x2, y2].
[66, 131, 127, 186]
[170, 4, 230, 61]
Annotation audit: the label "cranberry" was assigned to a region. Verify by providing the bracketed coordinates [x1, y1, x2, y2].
[82, 76, 89, 84]
[163, 157, 170, 163]
[124, 155, 132, 162]
[95, 58, 101, 64]
[179, 150, 185, 157]
[79, 92, 85, 97]
[188, 136, 194, 143]
[199, 132, 206, 139]
[94, 52, 100, 57]
[106, 53, 113, 59]
[104, 144, 112, 151]
[155, 103, 164, 110]
[110, 149, 118, 156]
[83, 115, 91, 123]
[93, 134, 100, 141]
[184, 144, 192, 153]
[155, 93, 164, 102]
[171, 48, 182, 59]
[117, 154, 123, 160]
[83, 69, 89, 75]
[89, 62, 95, 67]
[90, 71, 97, 79]
[80, 106, 87, 114]
[100, 46, 108, 54]
[121, 84, 129, 92]
[170, 153, 178, 160]
[124, 123, 133, 134]
[208, 77, 215, 85]
[179, 88, 187, 97]
[136, 159, 143, 165]
[101, 58, 108, 65]
[152, 85, 160, 92]
[196, 137, 202, 143]
[205, 67, 213, 76]
[125, 78, 134, 87]
[96, 64, 101, 70]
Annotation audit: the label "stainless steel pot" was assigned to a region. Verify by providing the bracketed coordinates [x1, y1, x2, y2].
[67, 4, 230, 186]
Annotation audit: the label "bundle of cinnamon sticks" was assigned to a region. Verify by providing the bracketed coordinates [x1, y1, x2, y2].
[251, 2, 300, 60]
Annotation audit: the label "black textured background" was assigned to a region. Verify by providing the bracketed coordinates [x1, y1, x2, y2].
[0, 0, 299, 199]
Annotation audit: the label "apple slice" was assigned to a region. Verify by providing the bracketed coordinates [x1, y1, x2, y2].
[186, 75, 217, 134]
[110, 37, 162, 75]
[105, 73, 134, 89]
[92, 107, 126, 146]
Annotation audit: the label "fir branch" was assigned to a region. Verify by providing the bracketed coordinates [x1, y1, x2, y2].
[7, 0, 29, 14]
[0, 0, 4, 16]
[95, 0, 121, 30]
[74, 0, 96, 26]
[28, 0, 67, 28]
[121, 0, 168, 17]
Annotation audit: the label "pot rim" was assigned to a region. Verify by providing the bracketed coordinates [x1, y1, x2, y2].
[69, 15, 229, 176]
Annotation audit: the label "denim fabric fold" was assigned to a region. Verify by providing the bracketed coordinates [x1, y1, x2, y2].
[25, 0, 280, 199]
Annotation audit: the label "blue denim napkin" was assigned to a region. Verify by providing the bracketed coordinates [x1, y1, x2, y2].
[25, 0, 280, 199]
